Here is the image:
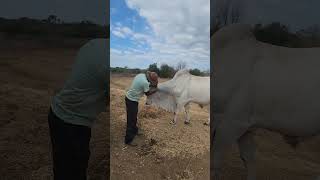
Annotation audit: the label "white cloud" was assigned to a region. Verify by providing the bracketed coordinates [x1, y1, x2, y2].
[132, 33, 152, 43]
[111, 48, 122, 54]
[111, 25, 134, 38]
[111, 30, 126, 38]
[122, 27, 134, 35]
[111, 0, 210, 70]
[128, 47, 145, 54]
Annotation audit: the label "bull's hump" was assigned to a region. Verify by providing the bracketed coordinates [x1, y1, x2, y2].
[214, 24, 253, 38]
[174, 69, 190, 78]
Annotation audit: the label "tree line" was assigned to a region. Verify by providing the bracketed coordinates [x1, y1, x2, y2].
[253, 22, 320, 48]
[111, 62, 209, 78]
[212, 20, 320, 48]
[0, 15, 108, 39]
[211, 1, 320, 48]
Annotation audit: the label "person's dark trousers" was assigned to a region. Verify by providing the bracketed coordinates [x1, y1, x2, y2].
[125, 96, 139, 144]
[48, 108, 91, 180]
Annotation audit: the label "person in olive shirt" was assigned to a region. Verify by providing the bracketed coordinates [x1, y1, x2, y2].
[48, 38, 108, 180]
[125, 71, 158, 146]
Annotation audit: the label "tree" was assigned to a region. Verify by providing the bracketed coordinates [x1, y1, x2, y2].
[189, 68, 203, 76]
[148, 63, 160, 75]
[230, 3, 240, 24]
[176, 61, 187, 71]
[300, 25, 320, 43]
[132, 68, 141, 74]
[81, 20, 95, 25]
[212, 0, 241, 34]
[46, 15, 58, 24]
[211, 17, 221, 35]
[253, 22, 290, 46]
[159, 64, 175, 78]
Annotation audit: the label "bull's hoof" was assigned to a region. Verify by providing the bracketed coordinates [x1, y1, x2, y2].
[170, 120, 176, 125]
[184, 121, 190, 125]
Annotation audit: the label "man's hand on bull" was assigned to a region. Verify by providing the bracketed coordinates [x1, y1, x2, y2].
[149, 83, 157, 88]
[145, 87, 158, 96]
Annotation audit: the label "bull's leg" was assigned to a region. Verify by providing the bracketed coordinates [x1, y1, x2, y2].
[204, 115, 210, 126]
[184, 103, 191, 125]
[212, 113, 223, 132]
[170, 103, 184, 125]
[204, 106, 210, 126]
[213, 119, 249, 180]
[238, 131, 256, 180]
[213, 84, 252, 179]
[170, 111, 178, 125]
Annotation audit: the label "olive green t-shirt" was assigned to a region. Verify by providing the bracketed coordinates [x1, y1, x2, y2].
[126, 73, 150, 102]
[51, 38, 108, 127]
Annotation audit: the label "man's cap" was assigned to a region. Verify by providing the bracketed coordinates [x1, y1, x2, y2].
[146, 71, 158, 85]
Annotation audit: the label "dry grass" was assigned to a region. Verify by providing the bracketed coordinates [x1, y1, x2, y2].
[110, 75, 210, 180]
[0, 43, 108, 180]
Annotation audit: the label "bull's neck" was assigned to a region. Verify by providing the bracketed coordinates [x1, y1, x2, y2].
[158, 80, 175, 94]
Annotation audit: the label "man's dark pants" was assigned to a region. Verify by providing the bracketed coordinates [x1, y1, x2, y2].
[125, 97, 139, 144]
[48, 108, 91, 180]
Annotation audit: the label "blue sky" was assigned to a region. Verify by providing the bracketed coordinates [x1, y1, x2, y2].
[110, 0, 210, 71]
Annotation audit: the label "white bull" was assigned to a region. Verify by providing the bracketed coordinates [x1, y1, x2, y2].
[146, 69, 210, 125]
[212, 23, 320, 180]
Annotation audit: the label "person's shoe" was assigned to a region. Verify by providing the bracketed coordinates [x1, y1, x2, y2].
[125, 139, 138, 147]
[136, 131, 144, 136]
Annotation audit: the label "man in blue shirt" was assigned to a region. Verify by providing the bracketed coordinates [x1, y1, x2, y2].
[48, 38, 108, 180]
[125, 71, 158, 146]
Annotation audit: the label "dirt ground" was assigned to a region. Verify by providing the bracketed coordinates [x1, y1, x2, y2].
[215, 128, 320, 180]
[0, 39, 109, 180]
[110, 74, 210, 180]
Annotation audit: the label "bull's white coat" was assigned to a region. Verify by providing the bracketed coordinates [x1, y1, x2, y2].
[212, 24, 320, 180]
[146, 69, 210, 125]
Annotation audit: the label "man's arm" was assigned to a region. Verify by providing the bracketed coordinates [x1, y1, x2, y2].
[145, 86, 158, 96]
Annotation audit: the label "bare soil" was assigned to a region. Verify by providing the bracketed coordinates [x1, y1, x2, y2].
[0, 40, 108, 180]
[217, 129, 320, 180]
[110, 74, 210, 180]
